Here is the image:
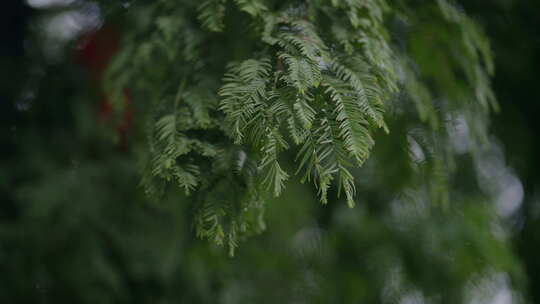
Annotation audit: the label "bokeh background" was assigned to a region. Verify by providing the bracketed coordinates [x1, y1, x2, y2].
[1, 1, 539, 303]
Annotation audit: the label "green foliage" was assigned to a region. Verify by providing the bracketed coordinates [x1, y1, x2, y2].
[198, 0, 227, 32]
[104, 0, 499, 254]
[4, 0, 536, 302]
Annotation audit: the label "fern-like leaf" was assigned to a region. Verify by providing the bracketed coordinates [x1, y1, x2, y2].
[219, 59, 272, 143]
[198, 0, 227, 32]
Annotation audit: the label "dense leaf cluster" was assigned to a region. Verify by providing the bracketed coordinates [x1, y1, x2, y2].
[106, 0, 497, 254]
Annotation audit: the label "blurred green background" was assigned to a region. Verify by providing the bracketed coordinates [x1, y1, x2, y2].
[1, 1, 539, 303]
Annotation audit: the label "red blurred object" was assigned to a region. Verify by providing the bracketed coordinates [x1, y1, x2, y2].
[76, 25, 133, 149]
[76, 26, 120, 81]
